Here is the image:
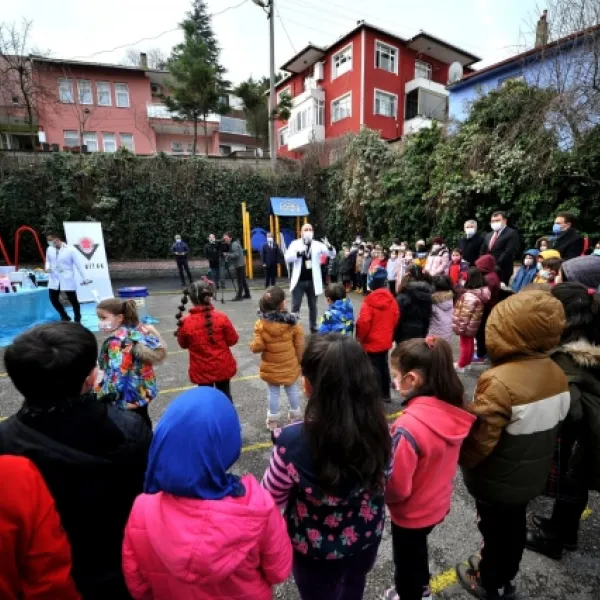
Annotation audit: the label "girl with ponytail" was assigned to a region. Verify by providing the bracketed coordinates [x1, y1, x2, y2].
[176, 279, 239, 401]
[97, 298, 167, 428]
[383, 336, 475, 600]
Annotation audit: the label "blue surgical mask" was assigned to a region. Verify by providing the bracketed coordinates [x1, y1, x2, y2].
[594, 249, 600, 256]
[552, 224, 562, 235]
[536, 262, 542, 271]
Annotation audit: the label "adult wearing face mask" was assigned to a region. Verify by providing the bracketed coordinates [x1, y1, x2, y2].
[460, 220, 484, 266]
[204, 234, 222, 288]
[551, 212, 585, 261]
[284, 224, 336, 333]
[172, 234, 193, 288]
[45, 232, 89, 324]
[261, 233, 282, 288]
[481, 211, 521, 285]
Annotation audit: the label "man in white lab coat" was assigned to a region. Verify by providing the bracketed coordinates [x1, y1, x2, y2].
[45, 232, 87, 323]
[285, 223, 336, 333]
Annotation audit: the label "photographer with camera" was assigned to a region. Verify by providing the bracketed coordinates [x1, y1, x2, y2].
[223, 232, 251, 301]
[204, 234, 222, 288]
[285, 223, 336, 333]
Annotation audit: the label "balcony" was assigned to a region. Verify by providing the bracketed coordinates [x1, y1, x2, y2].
[403, 80, 449, 136]
[285, 85, 325, 152]
[146, 103, 220, 134]
[291, 85, 325, 109]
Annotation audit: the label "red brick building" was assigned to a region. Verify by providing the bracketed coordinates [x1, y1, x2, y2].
[275, 22, 480, 159]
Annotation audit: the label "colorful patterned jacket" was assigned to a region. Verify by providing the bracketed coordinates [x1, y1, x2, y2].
[318, 299, 354, 336]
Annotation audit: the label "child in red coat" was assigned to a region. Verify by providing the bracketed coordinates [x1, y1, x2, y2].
[176, 280, 239, 401]
[0, 456, 80, 599]
[356, 266, 400, 402]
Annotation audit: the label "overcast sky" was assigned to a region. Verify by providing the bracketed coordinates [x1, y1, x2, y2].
[5, 0, 544, 84]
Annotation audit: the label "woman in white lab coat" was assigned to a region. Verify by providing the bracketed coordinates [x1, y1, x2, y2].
[45, 232, 87, 323]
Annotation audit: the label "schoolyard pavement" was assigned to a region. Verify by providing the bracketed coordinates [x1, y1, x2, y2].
[0, 279, 598, 599]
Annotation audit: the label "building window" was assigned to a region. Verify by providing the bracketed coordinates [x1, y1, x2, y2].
[220, 117, 250, 135]
[82, 132, 98, 152]
[374, 90, 397, 118]
[115, 83, 130, 107]
[375, 41, 398, 74]
[77, 80, 93, 105]
[11, 95, 19, 106]
[405, 89, 419, 120]
[220, 144, 232, 155]
[332, 45, 352, 79]
[58, 78, 74, 103]
[172, 141, 184, 154]
[277, 86, 291, 104]
[415, 60, 432, 80]
[332, 93, 351, 123]
[97, 82, 111, 106]
[315, 100, 324, 126]
[63, 130, 79, 148]
[119, 133, 134, 151]
[405, 88, 448, 122]
[102, 133, 116, 152]
[278, 126, 288, 148]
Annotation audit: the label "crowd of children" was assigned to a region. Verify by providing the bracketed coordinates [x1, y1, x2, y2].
[1, 241, 600, 599]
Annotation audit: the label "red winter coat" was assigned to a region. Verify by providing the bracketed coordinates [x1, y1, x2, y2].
[356, 288, 400, 352]
[475, 255, 501, 306]
[0, 456, 80, 600]
[177, 305, 239, 384]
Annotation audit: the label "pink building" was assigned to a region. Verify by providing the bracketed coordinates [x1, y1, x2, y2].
[0, 55, 262, 156]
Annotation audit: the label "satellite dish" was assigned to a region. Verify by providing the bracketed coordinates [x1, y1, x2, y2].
[448, 62, 464, 84]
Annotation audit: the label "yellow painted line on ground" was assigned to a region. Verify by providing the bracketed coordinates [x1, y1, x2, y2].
[158, 374, 260, 396]
[0, 372, 7, 378]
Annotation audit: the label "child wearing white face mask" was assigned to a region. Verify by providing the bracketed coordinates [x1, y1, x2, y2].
[96, 298, 166, 428]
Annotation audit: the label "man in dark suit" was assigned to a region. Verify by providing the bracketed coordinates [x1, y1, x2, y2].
[481, 211, 520, 284]
[261, 232, 282, 288]
[551, 211, 585, 260]
[459, 219, 485, 266]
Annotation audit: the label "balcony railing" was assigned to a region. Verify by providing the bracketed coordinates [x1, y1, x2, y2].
[147, 104, 247, 133]
[220, 116, 250, 136]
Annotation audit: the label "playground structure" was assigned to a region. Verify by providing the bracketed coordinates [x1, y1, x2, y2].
[0, 226, 46, 269]
[241, 198, 309, 279]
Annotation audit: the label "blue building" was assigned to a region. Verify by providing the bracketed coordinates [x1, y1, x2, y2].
[449, 12, 600, 126]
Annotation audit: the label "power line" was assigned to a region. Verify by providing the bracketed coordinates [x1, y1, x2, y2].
[69, 0, 250, 61]
[276, 6, 298, 54]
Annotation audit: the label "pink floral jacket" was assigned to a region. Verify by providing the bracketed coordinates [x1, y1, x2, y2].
[262, 422, 388, 560]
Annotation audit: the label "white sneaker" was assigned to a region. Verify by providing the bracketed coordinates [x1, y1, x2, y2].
[266, 412, 281, 431]
[454, 362, 469, 374]
[288, 408, 302, 423]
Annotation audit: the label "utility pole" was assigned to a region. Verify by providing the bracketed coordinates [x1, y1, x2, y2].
[252, 0, 277, 170]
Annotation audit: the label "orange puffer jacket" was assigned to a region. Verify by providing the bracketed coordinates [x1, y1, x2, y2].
[250, 312, 305, 386]
[452, 287, 491, 338]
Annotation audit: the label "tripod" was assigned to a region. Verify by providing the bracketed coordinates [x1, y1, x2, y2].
[218, 258, 238, 304]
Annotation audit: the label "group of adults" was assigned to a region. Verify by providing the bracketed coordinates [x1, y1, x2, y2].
[460, 210, 586, 284]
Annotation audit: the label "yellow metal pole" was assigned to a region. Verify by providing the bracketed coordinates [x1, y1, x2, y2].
[270, 214, 275, 236]
[296, 216, 300, 239]
[246, 210, 254, 280]
[303, 216, 308, 226]
[275, 216, 281, 278]
[241, 203, 248, 278]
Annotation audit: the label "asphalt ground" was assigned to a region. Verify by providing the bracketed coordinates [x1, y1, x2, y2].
[0, 277, 599, 599]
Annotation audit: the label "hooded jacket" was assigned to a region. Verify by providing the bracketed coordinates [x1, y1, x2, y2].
[177, 305, 239, 385]
[453, 287, 491, 338]
[394, 282, 433, 343]
[562, 255, 600, 289]
[0, 456, 80, 600]
[552, 340, 600, 491]
[0, 396, 151, 599]
[386, 396, 476, 528]
[250, 312, 304, 386]
[356, 288, 400, 352]
[460, 290, 570, 505]
[428, 290, 454, 344]
[475, 255, 501, 306]
[511, 249, 539, 292]
[123, 476, 291, 600]
[318, 298, 355, 335]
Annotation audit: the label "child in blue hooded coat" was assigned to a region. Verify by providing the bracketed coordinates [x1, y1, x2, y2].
[123, 387, 292, 600]
[318, 283, 355, 335]
[511, 249, 539, 293]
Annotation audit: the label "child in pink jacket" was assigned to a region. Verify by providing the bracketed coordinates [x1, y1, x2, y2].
[384, 336, 476, 600]
[122, 387, 292, 600]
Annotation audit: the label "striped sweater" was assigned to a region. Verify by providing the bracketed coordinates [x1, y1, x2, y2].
[262, 423, 386, 560]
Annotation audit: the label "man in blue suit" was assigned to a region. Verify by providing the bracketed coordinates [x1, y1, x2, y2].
[261, 233, 282, 288]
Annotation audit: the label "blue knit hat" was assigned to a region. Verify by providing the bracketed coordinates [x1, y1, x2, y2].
[368, 266, 388, 290]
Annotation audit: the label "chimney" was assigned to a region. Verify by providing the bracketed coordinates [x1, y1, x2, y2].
[139, 52, 148, 70]
[535, 10, 549, 48]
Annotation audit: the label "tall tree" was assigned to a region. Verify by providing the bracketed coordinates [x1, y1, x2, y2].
[164, 0, 229, 155]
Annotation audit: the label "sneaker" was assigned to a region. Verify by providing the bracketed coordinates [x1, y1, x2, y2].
[456, 563, 502, 599]
[288, 408, 302, 423]
[266, 412, 281, 431]
[471, 356, 489, 365]
[454, 362, 469, 374]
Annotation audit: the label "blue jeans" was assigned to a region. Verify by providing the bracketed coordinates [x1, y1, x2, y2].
[268, 383, 300, 415]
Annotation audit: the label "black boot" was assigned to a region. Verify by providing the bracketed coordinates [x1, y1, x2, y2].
[531, 514, 578, 550]
[525, 528, 564, 560]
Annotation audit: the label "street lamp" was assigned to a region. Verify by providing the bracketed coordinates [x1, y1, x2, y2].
[252, 0, 276, 170]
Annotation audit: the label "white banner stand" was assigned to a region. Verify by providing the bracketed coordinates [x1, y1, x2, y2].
[63, 222, 113, 303]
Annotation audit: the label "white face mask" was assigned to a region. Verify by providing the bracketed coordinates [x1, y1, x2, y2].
[98, 318, 119, 333]
[465, 228, 476, 237]
[267, 237, 273, 244]
[524, 258, 534, 266]
[491, 221, 503, 232]
[302, 231, 313, 243]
